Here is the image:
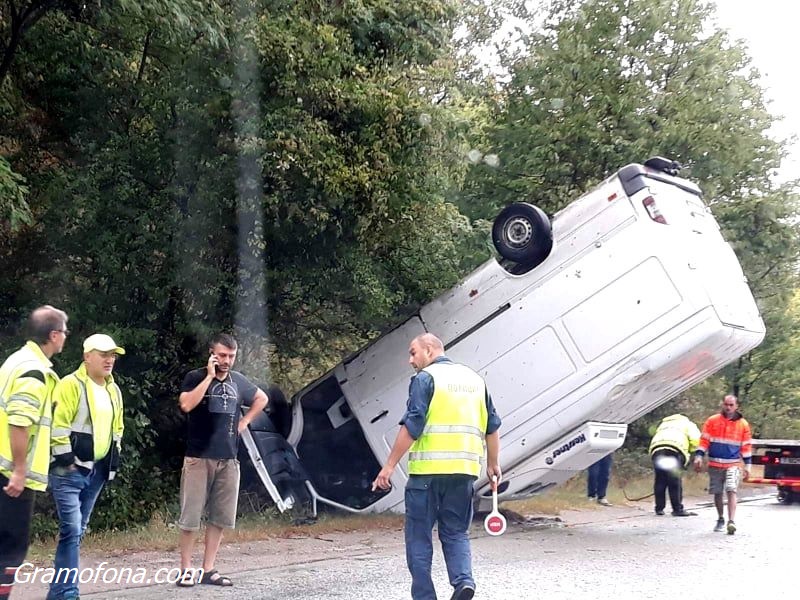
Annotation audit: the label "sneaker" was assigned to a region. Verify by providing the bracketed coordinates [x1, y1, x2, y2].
[655, 509, 665, 515]
[713, 519, 725, 532]
[450, 583, 476, 600]
[597, 497, 612, 506]
[672, 510, 697, 517]
[727, 520, 736, 535]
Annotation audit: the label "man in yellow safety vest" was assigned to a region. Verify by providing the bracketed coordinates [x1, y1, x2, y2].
[648, 413, 701, 517]
[0, 306, 68, 600]
[373, 333, 502, 600]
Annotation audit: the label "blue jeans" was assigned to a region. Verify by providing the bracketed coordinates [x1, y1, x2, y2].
[587, 454, 613, 498]
[405, 474, 475, 600]
[47, 464, 108, 600]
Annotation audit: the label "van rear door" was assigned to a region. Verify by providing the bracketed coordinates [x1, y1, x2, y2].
[638, 179, 760, 330]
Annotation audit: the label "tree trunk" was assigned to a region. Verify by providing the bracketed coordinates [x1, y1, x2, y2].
[0, 9, 23, 85]
[1, 0, 63, 84]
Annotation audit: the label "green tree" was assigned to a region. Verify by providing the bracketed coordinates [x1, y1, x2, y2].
[164, 0, 492, 379]
[0, 155, 30, 229]
[464, 0, 800, 435]
[1, 0, 495, 530]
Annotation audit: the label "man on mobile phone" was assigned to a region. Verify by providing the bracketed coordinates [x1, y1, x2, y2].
[175, 333, 268, 588]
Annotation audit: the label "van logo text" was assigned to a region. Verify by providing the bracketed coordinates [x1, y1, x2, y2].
[547, 433, 587, 464]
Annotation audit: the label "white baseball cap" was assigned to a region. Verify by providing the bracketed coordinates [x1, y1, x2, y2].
[83, 333, 125, 355]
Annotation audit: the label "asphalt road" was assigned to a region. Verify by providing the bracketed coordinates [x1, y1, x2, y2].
[16, 494, 798, 600]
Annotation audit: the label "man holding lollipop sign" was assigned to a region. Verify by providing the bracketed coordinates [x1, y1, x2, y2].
[373, 333, 502, 600]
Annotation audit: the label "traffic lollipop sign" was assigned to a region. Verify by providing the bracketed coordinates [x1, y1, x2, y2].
[484, 475, 507, 536]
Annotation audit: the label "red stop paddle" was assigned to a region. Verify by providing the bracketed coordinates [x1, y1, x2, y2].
[484, 475, 507, 536]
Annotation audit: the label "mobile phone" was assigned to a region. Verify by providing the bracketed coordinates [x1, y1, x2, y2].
[211, 354, 221, 373]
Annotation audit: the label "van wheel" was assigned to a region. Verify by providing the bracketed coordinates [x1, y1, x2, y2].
[492, 203, 553, 267]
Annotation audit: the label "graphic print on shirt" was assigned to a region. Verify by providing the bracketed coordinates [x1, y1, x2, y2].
[208, 379, 238, 437]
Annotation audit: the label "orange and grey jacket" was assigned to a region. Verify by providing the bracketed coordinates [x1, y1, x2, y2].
[696, 411, 752, 469]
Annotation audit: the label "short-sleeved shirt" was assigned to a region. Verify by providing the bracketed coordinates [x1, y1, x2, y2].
[181, 368, 258, 459]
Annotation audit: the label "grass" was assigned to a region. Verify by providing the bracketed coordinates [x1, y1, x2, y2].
[28, 470, 716, 560]
[27, 508, 405, 563]
[503, 469, 712, 515]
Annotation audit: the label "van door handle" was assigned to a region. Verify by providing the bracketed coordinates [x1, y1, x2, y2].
[370, 410, 389, 424]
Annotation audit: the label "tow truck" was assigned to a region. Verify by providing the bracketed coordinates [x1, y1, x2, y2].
[747, 439, 800, 504]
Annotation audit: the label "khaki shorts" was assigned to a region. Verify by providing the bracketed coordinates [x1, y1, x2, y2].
[708, 466, 741, 494]
[177, 457, 240, 530]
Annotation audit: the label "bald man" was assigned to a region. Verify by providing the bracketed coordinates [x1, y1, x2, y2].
[373, 333, 502, 600]
[1, 306, 68, 599]
[693, 394, 752, 534]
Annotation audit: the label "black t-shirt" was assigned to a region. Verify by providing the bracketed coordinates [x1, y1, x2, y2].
[181, 368, 259, 459]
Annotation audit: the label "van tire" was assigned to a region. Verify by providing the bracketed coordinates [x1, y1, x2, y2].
[492, 203, 553, 267]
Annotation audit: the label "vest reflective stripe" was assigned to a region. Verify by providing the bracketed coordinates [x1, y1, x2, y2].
[74, 382, 91, 430]
[707, 435, 752, 446]
[408, 362, 488, 477]
[0, 456, 48, 486]
[648, 415, 701, 466]
[422, 424, 484, 436]
[72, 381, 97, 470]
[0, 343, 57, 491]
[51, 369, 123, 479]
[52, 444, 72, 456]
[7, 394, 40, 410]
[0, 356, 45, 400]
[409, 450, 485, 462]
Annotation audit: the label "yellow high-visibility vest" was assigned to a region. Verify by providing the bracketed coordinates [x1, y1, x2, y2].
[408, 362, 488, 477]
[648, 414, 702, 466]
[0, 341, 59, 491]
[51, 363, 124, 479]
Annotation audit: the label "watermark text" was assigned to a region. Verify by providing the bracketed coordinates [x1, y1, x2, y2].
[15, 562, 204, 586]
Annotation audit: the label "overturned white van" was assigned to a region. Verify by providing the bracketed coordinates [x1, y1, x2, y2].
[241, 158, 765, 514]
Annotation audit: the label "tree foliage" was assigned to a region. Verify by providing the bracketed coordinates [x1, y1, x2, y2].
[463, 0, 800, 436]
[1, 0, 490, 531]
[1, 0, 798, 532]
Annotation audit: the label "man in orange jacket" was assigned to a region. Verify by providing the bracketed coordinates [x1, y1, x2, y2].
[693, 395, 752, 535]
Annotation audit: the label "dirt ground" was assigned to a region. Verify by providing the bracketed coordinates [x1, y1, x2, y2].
[12, 486, 777, 600]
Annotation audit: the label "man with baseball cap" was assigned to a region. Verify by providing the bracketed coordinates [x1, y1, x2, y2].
[47, 334, 125, 600]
